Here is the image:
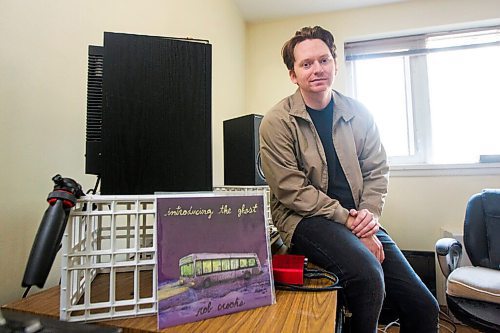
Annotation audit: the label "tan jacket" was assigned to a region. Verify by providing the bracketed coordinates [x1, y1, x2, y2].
[259, 89, 389, 247]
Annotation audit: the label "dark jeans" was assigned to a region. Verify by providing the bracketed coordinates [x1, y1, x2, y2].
[290, 216, 439, 333]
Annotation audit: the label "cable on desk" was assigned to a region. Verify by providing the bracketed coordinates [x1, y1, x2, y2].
[22, 286, 31, 299]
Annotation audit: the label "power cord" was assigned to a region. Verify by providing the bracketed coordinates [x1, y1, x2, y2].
[376, 310, 457, 333]
[438, 309, 457, 333]
[87, 175, 101, 195]
[377, 319, 400, 332]
[22, 286, 31, 299]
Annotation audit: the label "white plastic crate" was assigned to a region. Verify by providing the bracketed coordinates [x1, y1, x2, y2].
[60, 186, 272, 322]
[214, 186, 273, 229]
[60, 195, 158, 322]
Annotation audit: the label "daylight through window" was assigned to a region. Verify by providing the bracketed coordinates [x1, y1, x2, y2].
[345, 25, 500, 166]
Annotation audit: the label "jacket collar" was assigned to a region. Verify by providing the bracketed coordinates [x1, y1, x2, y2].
[289, 88, 355, 123]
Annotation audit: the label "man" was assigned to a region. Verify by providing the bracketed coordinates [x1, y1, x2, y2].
[259, 26, 439, 332]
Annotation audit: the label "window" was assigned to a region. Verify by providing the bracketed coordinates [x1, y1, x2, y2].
[212, 259, 222, 272]
[345, 26, 500, 168]
[239, 258, 248, 268]
[196, 261, 203, 276]
[248, 258, 256, 267]
[230, 258, 239, 270]
[202, 260, 212, 274]
[221, 259, 231, 271]
[180, 262, 194, 277]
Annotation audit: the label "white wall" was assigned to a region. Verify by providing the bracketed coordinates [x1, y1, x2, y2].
[1, 0, 499, 308]
[0, 0, 245, 304]
[246, 0, 500, 250]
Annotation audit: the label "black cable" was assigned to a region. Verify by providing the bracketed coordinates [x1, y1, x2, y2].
[275, 267, 342, 292]
[87, 175, 101, 195]
[22, 286, 31, 299]
[439, 309, 457, 333]
[274, 282, 342, 292]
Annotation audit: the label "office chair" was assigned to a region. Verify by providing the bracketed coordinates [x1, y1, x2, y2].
[436, 189, 500, 332]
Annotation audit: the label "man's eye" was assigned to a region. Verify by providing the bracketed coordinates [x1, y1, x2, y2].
[303, 62, 310, 68]
[321, 58, 330, 64]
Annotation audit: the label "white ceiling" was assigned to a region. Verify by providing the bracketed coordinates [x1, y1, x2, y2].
[233, 0, 410, 22]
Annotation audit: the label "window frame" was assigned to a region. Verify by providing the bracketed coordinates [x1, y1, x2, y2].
[344, 25, 500, 176]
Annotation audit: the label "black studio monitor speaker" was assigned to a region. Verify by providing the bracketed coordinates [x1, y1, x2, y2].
[223, 114, 266, 186]
[379, 250, 437, 324]
[85, 32, 212, 195]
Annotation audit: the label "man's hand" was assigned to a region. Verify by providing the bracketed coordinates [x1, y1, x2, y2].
[359, 235, 385, 263]
[346, 209, 380, 238]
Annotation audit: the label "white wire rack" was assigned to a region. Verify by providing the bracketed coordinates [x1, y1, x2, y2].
[60, 186, 272, 323]
[60, 195, 157, 322]
[214, 186, 272, 229]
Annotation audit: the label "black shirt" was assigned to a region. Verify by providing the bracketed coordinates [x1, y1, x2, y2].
[306, 99, 356, 210]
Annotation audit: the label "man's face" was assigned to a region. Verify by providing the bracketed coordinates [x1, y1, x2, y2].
[290, 39, 336, 95]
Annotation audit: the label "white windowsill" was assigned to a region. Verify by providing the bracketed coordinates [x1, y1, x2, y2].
[389, 162, 500, 177]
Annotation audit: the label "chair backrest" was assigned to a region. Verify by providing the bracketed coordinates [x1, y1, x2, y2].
[464, 189, 500, 270]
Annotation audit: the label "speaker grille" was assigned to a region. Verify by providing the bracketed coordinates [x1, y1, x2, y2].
[100, 33, 212, 194]
[86, 46, 103, 142]
[223, 114, 266, 186]
[85, 45, 104, 175]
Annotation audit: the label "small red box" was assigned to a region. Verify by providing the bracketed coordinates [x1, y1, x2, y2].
[272, 254, 306, 285]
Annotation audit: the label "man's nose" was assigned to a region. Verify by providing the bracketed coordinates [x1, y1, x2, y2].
[312, 60, 323, 73]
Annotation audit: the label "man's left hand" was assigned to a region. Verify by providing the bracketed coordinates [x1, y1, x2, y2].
[346, 209, 379, 238]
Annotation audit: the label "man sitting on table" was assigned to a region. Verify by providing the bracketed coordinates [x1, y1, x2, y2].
[259, 25, 439, 333]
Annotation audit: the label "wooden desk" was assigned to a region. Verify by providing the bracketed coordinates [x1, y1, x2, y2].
[3, 276, 337, 332]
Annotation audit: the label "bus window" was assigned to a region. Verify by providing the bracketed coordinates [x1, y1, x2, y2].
[196, 261, 203, 276]
[239, 258, 248, 268]
[181, 263, 194, 277]
[202, 260, 212, 274]
[248, 258, 256, 267]
[212, 259, 222, 272]
[230, 259, 239, 270]
[221, 259, 230, 271]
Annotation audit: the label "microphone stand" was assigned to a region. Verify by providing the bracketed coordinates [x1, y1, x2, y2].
[22, 174, 84, 297]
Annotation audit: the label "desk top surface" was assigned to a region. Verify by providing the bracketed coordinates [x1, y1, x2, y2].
[3, 281, 336, 333]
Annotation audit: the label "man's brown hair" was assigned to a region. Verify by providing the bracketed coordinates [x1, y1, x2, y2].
[282, 26, 337, 71]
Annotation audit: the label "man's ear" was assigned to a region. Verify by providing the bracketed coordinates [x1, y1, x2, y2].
[289, 69, 297, 84]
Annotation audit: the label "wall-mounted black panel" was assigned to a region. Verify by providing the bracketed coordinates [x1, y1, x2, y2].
[223, 114, 266, 186]
[100, 32, 212, 195]
[85, 45, 104, 175]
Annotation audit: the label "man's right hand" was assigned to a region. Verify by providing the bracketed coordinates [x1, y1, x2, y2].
[359, 235, 385, 263]
[346, 209, 380, 238]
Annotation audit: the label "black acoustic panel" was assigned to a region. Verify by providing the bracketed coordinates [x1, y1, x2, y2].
[101, 32, 212, 195]
[85, 45, 104, 175]
[223, 114, 266, 186]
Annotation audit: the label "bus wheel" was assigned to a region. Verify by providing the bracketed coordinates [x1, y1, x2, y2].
[243, 271, 251, 280]
[203, 278, 211, 288]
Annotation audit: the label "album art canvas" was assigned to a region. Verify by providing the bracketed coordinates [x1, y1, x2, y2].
[156, 193, 275, 329]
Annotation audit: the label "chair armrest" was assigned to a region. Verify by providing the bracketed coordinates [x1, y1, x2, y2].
[436, 238, 463, 278]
